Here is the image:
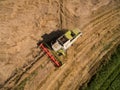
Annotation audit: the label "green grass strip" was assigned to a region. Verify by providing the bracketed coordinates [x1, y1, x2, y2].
[108, 73, 120, 90]
[83, 46, 120, 90]
[99, 63, 120, 90]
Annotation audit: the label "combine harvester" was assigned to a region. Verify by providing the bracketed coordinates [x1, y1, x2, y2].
[39, 29, 82, 67]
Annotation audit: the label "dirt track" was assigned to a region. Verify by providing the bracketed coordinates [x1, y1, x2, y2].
[0, 0, 120, 90]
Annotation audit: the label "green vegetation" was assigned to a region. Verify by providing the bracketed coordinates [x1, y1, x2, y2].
[15, 78, 28, 90]
[82, 45, 120, 90]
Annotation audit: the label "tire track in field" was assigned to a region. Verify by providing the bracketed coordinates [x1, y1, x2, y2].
[2, 47, 50, 89]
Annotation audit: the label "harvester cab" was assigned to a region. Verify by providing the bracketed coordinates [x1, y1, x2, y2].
[51, 28, 82, 56]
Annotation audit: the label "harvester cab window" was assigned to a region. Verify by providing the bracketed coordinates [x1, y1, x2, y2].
[58, 35, 68, 45]
[71, 31, 76, 37]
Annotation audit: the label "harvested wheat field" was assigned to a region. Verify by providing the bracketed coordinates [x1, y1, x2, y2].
[0, 0, 120, 90]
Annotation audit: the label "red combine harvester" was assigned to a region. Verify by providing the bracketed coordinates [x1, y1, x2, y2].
[39, 43, 62, 67]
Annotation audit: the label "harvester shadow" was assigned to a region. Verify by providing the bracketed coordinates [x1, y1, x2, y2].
[37, 29, 67, 47]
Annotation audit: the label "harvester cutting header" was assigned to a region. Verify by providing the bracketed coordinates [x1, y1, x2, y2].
[38, 29, 82, 67]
